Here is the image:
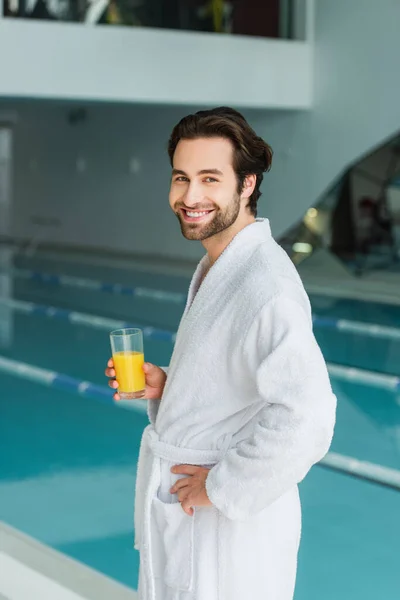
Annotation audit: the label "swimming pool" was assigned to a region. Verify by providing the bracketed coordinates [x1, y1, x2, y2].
[1, 249, 400, 599]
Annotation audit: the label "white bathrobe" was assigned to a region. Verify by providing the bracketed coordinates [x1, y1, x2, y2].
[135, 219, 336, 600]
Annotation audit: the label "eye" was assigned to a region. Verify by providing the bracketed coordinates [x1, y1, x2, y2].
[175, 176, 189, 182]
[204, 177, 218, 183]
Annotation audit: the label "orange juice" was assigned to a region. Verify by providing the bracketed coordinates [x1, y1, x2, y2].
[113, 351, 145, 394]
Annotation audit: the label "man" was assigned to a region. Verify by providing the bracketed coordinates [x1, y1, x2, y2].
[105, 107, 336, 600]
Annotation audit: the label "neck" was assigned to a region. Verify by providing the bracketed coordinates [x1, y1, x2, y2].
[202, 214, 256, 266]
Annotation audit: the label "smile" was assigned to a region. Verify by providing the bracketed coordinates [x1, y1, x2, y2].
[181, 209, 214, 222]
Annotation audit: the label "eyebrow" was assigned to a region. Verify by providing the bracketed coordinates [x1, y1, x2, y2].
[172, 168, 224, 177]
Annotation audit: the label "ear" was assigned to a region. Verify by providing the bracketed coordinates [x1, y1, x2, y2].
[241, 174, 257, 200]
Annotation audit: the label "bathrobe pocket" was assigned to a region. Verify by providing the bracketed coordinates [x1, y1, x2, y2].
[152, 496, 195, 592]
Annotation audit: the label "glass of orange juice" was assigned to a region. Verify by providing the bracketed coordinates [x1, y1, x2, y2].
[110, 328, 145, 400]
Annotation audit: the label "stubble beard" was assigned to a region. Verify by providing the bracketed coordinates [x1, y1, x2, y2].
[175, 193, 241, 241]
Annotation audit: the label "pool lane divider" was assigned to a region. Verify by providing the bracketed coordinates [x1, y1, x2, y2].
[312, 315, 400, 341]
[1, 297, 400, 391]
[3, 286, 400, 356]
[12, 267, 187, 305]
[0, 297, 176, 343]
[319, 452, 400, 490]
[6, 266, 400, 341]
[0, 355, 147, 414]
[0, 354, 399, 491]
[327, 363, 400, 391]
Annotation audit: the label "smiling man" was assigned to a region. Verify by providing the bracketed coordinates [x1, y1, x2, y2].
[171, 136, 249, 244]
[106, 107, 336, 600]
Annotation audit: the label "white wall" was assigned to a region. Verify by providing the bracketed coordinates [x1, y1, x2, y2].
[0, 18, 313, 110]
[4, 0, 400, 262]
[8, 102, 208, 261]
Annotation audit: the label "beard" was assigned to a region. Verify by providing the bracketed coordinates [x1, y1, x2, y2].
[175, 193, 241, 241]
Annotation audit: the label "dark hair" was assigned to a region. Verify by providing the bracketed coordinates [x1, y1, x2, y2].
[167, 107, 273, 217]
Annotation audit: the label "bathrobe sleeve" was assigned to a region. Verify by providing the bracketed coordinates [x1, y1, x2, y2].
[147, 366, 169, 424]
[205, 295, 336, 521]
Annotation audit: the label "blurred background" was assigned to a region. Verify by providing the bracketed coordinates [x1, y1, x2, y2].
[0, 1, 400, 599]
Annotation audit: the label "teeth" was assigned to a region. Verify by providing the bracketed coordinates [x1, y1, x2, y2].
[186, 211, 209, 218]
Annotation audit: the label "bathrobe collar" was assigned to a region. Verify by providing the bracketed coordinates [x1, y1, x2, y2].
[183, 218, 272, 318]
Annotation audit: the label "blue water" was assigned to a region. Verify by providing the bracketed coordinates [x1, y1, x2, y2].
[1, 252, 400, 598]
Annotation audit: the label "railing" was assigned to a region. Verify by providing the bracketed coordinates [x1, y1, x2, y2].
[2, 0, 299, 39]
[282, 133, 400, 277]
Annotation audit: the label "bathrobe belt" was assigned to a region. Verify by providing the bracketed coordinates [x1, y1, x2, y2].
[135, 425, 230, 600]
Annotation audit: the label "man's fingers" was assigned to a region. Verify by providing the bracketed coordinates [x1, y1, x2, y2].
[171, 485, 192, 510]
[171, 479, 190, 494]
[177, 488, 191, 503]
[144, 388, 161, 400]
[171, 465, 199, 476]
[105, 359, 118, 399]
[181, 497, 194, 517]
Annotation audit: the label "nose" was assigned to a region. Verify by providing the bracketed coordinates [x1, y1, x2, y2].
[183, 181, 203, 208]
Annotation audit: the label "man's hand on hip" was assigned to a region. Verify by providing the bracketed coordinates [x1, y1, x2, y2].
[170, 465, 212, 516]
